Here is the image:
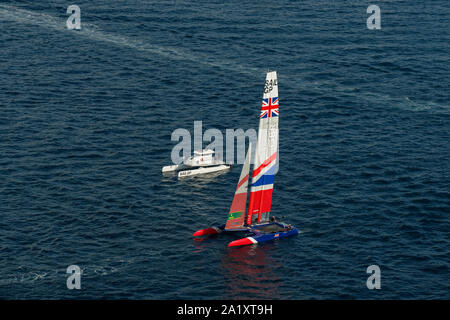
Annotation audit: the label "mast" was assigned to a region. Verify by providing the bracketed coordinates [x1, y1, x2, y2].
[246, 71, 279, 225]
[225, 143, 252, 230]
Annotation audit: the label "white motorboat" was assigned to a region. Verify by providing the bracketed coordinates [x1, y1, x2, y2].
[162, 149, 230, 178]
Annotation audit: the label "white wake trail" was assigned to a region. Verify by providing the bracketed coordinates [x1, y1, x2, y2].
[2, 5, 448, 114]
[0, 4, 260, 76]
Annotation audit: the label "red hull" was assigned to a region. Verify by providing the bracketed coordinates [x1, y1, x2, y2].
[193, 227, 221, 237]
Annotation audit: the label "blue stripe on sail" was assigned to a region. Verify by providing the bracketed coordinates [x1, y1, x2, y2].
[252, 166, 275, 187]
[252, 174, 274, 187]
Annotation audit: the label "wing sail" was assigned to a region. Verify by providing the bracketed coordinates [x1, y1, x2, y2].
[246, 71, 279, 225]
[225, 143, 252, 230]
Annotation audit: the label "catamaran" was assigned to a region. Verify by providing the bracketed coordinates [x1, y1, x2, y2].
[193, 71, 298, 247]
[162, 149, 230, 178]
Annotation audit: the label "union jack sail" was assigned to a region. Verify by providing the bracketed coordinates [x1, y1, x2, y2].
[246, 71, 279, 225]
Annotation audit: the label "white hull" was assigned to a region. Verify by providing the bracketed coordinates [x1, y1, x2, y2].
[162, 160, 227, 173]
[178, 164, 230, 178]
[162, 164, 185, 173]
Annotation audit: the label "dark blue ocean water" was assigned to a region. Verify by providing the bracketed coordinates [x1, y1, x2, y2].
[0, 0, 449, 299]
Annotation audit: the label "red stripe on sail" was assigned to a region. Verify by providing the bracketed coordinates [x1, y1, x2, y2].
[229, 193, 247, 214]
[226, 144, 252, 230]
[252, 152, 277, 178]
[236, 174, 249, 191]
[246, 188, 261, 225]
[260, 189, 273, 213]
[225, 192, 248, 230]
[257, 189, 273, 223]
[246, 189, 273, 225]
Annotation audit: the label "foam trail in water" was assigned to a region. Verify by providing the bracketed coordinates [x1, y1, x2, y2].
[2, 5, 448, 114]
[0, 4, 261, 76]
[403, 97, 450, 114]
